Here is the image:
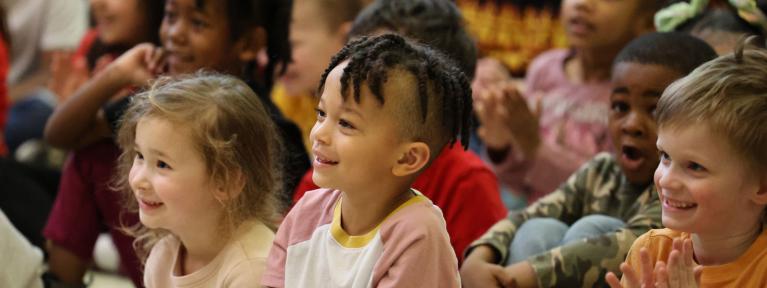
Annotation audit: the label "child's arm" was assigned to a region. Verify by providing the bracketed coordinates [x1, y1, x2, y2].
[463, 155, 606, 265]
[44, 43, 163, 149]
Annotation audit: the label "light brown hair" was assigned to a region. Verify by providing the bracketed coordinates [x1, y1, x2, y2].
[114, 72, 283, 261]
[657, 36, 767, 173]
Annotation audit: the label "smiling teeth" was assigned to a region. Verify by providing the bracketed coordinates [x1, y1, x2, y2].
[666, 199, 696, 208]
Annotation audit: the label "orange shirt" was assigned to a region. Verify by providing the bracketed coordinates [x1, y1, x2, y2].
[625, 226, 767, 287]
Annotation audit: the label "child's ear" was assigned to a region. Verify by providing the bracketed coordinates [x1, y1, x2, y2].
[213, 170, 246, 202]
[236, 27, 267, 63]
[753, 172, 767, 205]
[391, 142, 430, 177]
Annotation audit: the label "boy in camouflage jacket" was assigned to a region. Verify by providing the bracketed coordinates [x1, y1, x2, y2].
[460, 33, 718, 288]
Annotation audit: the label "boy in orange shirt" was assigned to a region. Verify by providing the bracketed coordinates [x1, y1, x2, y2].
[607, 38, 767, 288]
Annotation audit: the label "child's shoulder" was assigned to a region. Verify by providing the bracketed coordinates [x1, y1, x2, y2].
[293, 188, 341, 213]
[379, 193, 448, 243]
[231, 220, 276, 260]
[528, 48, 571, 74]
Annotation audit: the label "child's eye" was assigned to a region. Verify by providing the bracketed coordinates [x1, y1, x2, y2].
[339, 119, 355, 130]
[659, 151, 670, 163]
[611, 101, 629, 113]
[163, 11, 178, 23]
[315, 108, 326, 121]
[156, 161, 172, 170]
[191, 18, 208, 29]
[687, 162, 706, 172]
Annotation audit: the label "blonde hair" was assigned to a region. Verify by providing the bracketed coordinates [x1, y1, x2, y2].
[657, 36, 767, 173]
[114, 72, 283, 261]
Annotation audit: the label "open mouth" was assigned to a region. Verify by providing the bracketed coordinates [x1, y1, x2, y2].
[620, 145, 646, 170]
[622, 146, 642, 161]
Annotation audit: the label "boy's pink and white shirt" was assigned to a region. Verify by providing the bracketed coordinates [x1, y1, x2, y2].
[261, 188, 460, 288]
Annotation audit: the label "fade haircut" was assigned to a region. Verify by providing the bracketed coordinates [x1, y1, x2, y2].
[348, 0, 477, 79]
[614, 32, 718, 75]
[318, 34, 473, 157]
[657, 36, 767, 173]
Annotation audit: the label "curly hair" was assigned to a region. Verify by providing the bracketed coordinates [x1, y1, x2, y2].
[114, 72, 283, 261]
[318, 34, 473, 155]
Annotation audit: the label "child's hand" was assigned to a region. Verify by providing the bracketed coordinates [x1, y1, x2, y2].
[48, 51, 89, 103]
[111, 43, 167, 87]
[500, 86, 542, 158]
[460, 246, 507, 288]
[605, 248, 655, 288]
[474, 84, 515, 151]
[472, 57, 511, 100]
[654, 239, 702, 288]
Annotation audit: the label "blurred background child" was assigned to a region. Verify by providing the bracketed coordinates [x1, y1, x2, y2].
[474, 0, 661, 206]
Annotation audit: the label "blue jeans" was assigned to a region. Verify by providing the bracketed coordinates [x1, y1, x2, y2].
[506, 215, 625, 265]
[5, 89, 55, 154]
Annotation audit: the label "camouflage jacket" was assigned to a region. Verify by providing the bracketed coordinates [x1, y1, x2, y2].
[467, 153, 662, 287]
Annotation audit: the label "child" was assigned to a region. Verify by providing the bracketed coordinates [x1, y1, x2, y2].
[607, 38, 767, 288]
[475, 0, 662, 204]
[262, 34, 471, 287]
[42, 0, 305, 286]
[291, 0, 505, 264]
[461, 32, 718, 288]
[115, 73, 280, 286]
[273, 0, 365, 153]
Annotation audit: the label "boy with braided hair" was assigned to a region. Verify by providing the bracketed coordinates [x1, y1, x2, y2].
[262, 34, 471, 287]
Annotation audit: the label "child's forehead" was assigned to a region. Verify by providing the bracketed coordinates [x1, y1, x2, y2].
[168, 0, 226, 15]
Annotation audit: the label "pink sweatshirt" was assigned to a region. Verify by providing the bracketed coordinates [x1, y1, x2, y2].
[494, 49, 612, 203]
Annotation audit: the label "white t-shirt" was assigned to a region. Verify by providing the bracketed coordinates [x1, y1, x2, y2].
[262, 189, 460, 288]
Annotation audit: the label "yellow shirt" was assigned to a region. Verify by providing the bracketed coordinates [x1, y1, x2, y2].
[271, 83, 318, 155]
[625, 226, 767, 288]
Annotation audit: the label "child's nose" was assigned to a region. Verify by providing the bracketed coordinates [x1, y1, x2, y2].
[310, 120, 330, 146]
[166, 21, 188, 45]
[656, 165, 681, 191]
[129, 164, 151, 193]
[621, 112, 646, 137]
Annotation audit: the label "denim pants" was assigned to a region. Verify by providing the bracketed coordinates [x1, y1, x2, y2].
[507, 215, 625, 265]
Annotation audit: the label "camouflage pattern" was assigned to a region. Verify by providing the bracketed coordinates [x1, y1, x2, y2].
[467, 153, 662, 287]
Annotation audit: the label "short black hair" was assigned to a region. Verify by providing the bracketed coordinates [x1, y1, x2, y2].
[614, 32, 718, 75]
[318, 34, 473, 153]
[348, 0, 478, 79]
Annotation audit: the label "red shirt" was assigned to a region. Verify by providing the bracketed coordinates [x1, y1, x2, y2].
[293, 144, 507, 263]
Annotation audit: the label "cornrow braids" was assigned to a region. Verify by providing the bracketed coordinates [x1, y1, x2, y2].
[317, 34, 473, 150]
